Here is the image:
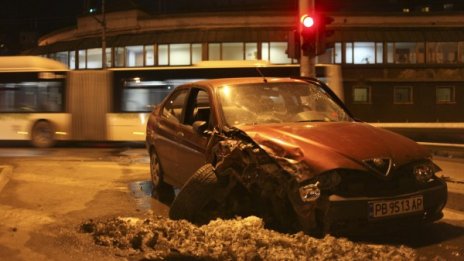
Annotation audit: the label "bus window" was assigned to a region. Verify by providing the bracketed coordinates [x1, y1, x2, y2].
[122, 80, 173, 112]
[121, 78, 205, 112]
[0, 80, 64, 112]
[0, 56, 69, 147]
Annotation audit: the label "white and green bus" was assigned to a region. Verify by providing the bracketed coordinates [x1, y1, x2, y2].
[0, 57, 342, 147]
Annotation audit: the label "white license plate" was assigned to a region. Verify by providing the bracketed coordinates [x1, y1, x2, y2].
[369, 195, 424, 219]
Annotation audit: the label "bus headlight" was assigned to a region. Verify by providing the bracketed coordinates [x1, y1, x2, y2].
[414, 162, 436, 183]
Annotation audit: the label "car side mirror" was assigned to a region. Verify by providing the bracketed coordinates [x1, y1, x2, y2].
[192, 120, 208, 135]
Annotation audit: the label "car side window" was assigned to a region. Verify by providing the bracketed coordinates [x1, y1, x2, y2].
[184, 89, 212, 128]
[161, 89, 188, 122]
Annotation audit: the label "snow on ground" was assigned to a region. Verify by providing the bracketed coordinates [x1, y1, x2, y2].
[80, 214, 416, 260]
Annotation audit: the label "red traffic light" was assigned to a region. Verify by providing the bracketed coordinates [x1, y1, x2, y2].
[300, 14, 314, 28]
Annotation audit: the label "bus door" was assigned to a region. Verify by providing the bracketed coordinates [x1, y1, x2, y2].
[67, 70, 111, 140]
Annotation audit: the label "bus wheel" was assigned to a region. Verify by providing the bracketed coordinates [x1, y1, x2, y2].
[31, 120, 55, 148]
[150, 149, 175, 204]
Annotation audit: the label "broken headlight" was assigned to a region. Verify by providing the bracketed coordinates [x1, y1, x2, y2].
[414, 161, 438, 183]
[315, 171, 342, 190]
[298, 171, 341, 202]
[299, 183, 321, 202]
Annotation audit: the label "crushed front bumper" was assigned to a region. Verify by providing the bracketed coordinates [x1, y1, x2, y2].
[294, 179, 448, 235]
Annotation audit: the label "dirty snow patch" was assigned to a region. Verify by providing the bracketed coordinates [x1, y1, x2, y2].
[81, 215, 416, 260]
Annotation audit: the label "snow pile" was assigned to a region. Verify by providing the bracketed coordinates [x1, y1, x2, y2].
[80, 215, 416, 260]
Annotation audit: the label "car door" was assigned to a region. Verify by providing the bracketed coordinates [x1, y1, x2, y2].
[175, 87, 214, 184]
[152, 88, 189, 186]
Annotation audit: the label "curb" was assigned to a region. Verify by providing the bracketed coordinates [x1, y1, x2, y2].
[446, 182, 464, 212]
[447, 191, 464, 212]
[0, 165, 12, 193]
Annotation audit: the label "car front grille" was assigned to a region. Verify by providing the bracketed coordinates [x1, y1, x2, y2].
[333, 168, 435, 197]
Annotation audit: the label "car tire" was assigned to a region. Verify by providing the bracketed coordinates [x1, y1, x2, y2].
[149, 148, 175, 204]
[31, 120, 55, 148]
[169, 163, 218, 224]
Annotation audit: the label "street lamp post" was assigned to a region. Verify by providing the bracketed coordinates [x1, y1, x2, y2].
[92, 0, 107, 69]
[101, 0, 107, 69]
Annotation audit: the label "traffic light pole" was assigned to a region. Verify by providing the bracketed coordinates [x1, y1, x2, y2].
[299, 0, 315, 78]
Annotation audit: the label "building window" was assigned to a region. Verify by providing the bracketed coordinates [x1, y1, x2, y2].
[69, 51, 76, 69]
[352, 86, 371, 104]
[145, 45, 155, 66]
[104, 47, 112, 68]
[205, 42, 288, 64]
[78, 50, 86, 69]
[158, 45, 168, 66]
[261, 43, 269, 61]
[126, 45, 144, 67]
[427, 42, 458, 64]
[144, 43, 205, 66]
[353, 42, 375, 64]
[54, 51, 69, 67]
[345, 42, 384, 64]
[208, 43, 220, 60]
[222, 42, 243, 60]
[335, 42, 342, 63]
[192, 43, 202, 64]
[262, 42, 291, 64]
[394, 86, 413, 104]
[376, 42, 383, 63]
[245, 43, 258, 60]
[114, 47, 125, 67]
[436, 86, 455, 104]
[170, 44, 190, 65]
[345, 42, 353, 63]
[387, 42, 425, 64]
[387, 43, 394, 63]
[87, 48, 102, 69]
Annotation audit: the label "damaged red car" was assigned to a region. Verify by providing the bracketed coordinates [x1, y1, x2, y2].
[145, 77, 447, 235]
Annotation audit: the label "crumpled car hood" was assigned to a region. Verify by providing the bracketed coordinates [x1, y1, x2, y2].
[237, 122, 430, 182]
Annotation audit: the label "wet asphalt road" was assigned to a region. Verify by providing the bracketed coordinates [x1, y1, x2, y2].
[0, 146, 463, 260]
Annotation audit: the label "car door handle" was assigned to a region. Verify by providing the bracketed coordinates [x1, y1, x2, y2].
[176, 131, 184, 137]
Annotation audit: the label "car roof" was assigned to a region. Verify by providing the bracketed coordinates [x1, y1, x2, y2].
[188, 77, 308, 89]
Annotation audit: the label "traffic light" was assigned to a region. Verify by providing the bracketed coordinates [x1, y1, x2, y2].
[300, 14, 317, 56]
[316, 14, 335, 55]
[286, 30, 300, 59]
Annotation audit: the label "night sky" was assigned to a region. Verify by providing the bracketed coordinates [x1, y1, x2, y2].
[0, 1, 83, 35]
[1, 0, 462, 36]
[0, 0, 462, 54]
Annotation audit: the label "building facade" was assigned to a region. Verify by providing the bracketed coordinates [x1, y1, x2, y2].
[24, 2, 464, 123]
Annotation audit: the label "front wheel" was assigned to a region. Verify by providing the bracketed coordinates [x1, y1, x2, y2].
[169, 164, 218, 224]
[31, 121, 55, 148]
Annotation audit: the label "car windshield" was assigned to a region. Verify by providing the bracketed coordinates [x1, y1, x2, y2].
[218, 81, 352, 126]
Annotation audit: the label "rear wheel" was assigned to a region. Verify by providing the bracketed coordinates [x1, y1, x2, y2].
[31, 120, 55, 148]
[149, 148, 175, 204]
[169, 164, 219, 224]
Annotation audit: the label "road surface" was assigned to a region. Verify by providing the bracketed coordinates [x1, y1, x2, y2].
[0, 147, 462, 260]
